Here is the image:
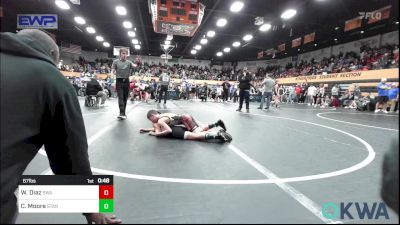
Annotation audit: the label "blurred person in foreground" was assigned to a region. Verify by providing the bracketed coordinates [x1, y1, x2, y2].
[0, 29, 122, 224]
[381, 138, 399, 215]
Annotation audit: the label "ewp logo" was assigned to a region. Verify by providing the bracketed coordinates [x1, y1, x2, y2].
[17, 14, 58, 29]
[322, 202, 390, 220]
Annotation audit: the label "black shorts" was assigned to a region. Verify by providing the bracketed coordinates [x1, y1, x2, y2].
[377, 96, 389, 103]
[165, 126, 187, 139]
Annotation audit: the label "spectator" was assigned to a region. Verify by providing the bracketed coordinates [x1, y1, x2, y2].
[85, 78, 107, 107]
[106, 75, 113, 97]
[233, 83, 239, 103]
[307, 84, 317, 106]
[295, 85, 302, 103]
[388, 83, 399, 113]
[331, 95, 340, 108]
[0, 29, 121, 224]
[229, 83, 236, 102]
[221, 79, 231, 102]
[331, 85, 339, 99]
[375, 78, 391, 113]
[258, 74, 275, 110]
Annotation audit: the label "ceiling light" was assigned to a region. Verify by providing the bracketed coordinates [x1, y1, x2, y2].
[200, 38, 208, 44]
[134, 45, 141, 50]
[230, 1, 244, 12]
[191, 50, 197, 54]
[128, 31, 136, 37]
[216, 18, 227, 27]
[86, 27, 96, 34]
[396, 21, 399, 24]
[298, 49, 301, 51]
[281, 9, 297, 19]
[103, 42, 110, 47]
[335, 27, 340, 30]
[216, 52, 223, 57]
[232, 41, 241, 47]
[334, 38, 338, 41]
[74, 16, 86, 25]
[55, 0, 70, 10]
[132, 39, 139, 44]
[259, 23, 271, 32]
[360, 30, 364, 34]
[123, 21, 132, 29]
[243, 34, 253, 41]
[195, 45, 202, 50]
[207, 30, 216, 37]
[165, 40, 171, 45]
[223, 47, 231, 53]
[314, 43, 317, 46]
[96, 36, 104, 42]
[116, 6, 127, 15]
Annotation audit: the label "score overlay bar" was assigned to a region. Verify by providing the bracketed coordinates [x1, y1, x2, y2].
[18, 175, 114, 213]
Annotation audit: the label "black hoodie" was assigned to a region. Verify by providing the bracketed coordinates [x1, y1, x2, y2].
[0, 32, 92, 223]
[238, 72, 252, 90]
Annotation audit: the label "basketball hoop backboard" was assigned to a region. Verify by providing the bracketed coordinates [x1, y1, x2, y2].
[160, 43, 176, 63]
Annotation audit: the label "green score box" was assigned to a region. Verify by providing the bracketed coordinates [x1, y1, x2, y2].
[99, 199, 114, 213]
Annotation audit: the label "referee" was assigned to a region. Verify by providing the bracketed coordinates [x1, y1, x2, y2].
[112, 48, 136, 120]
[158, 70, 171, 104]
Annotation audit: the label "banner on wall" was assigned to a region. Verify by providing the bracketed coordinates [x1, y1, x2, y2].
[344, 16, 362, 32]
[61, 42, 81, 54]
[367, 5, 392, 24]
[292, 37, 301, 48]
[276, 68, 399, 84]
[277, 43, 285, 52]
[303, 32, 315, 44]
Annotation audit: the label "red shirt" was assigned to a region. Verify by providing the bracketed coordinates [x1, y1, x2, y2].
[295, 86, 302, 94]
[129, 82, 135, 91]
[331, 98, 340, 107]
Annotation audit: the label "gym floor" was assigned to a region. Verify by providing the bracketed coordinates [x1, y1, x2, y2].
[17, 97, 399, 224]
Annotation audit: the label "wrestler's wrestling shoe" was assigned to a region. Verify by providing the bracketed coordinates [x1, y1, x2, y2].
[217, 119, 227, 131]
[218, 129, 232, 142]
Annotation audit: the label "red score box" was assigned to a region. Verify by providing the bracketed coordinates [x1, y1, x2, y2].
[99, 185, 113, 199]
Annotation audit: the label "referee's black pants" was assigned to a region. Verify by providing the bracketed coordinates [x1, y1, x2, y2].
[116, 78, 130, 115]
[238, 90, 250, 110]
[158, 85, 168, 104]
